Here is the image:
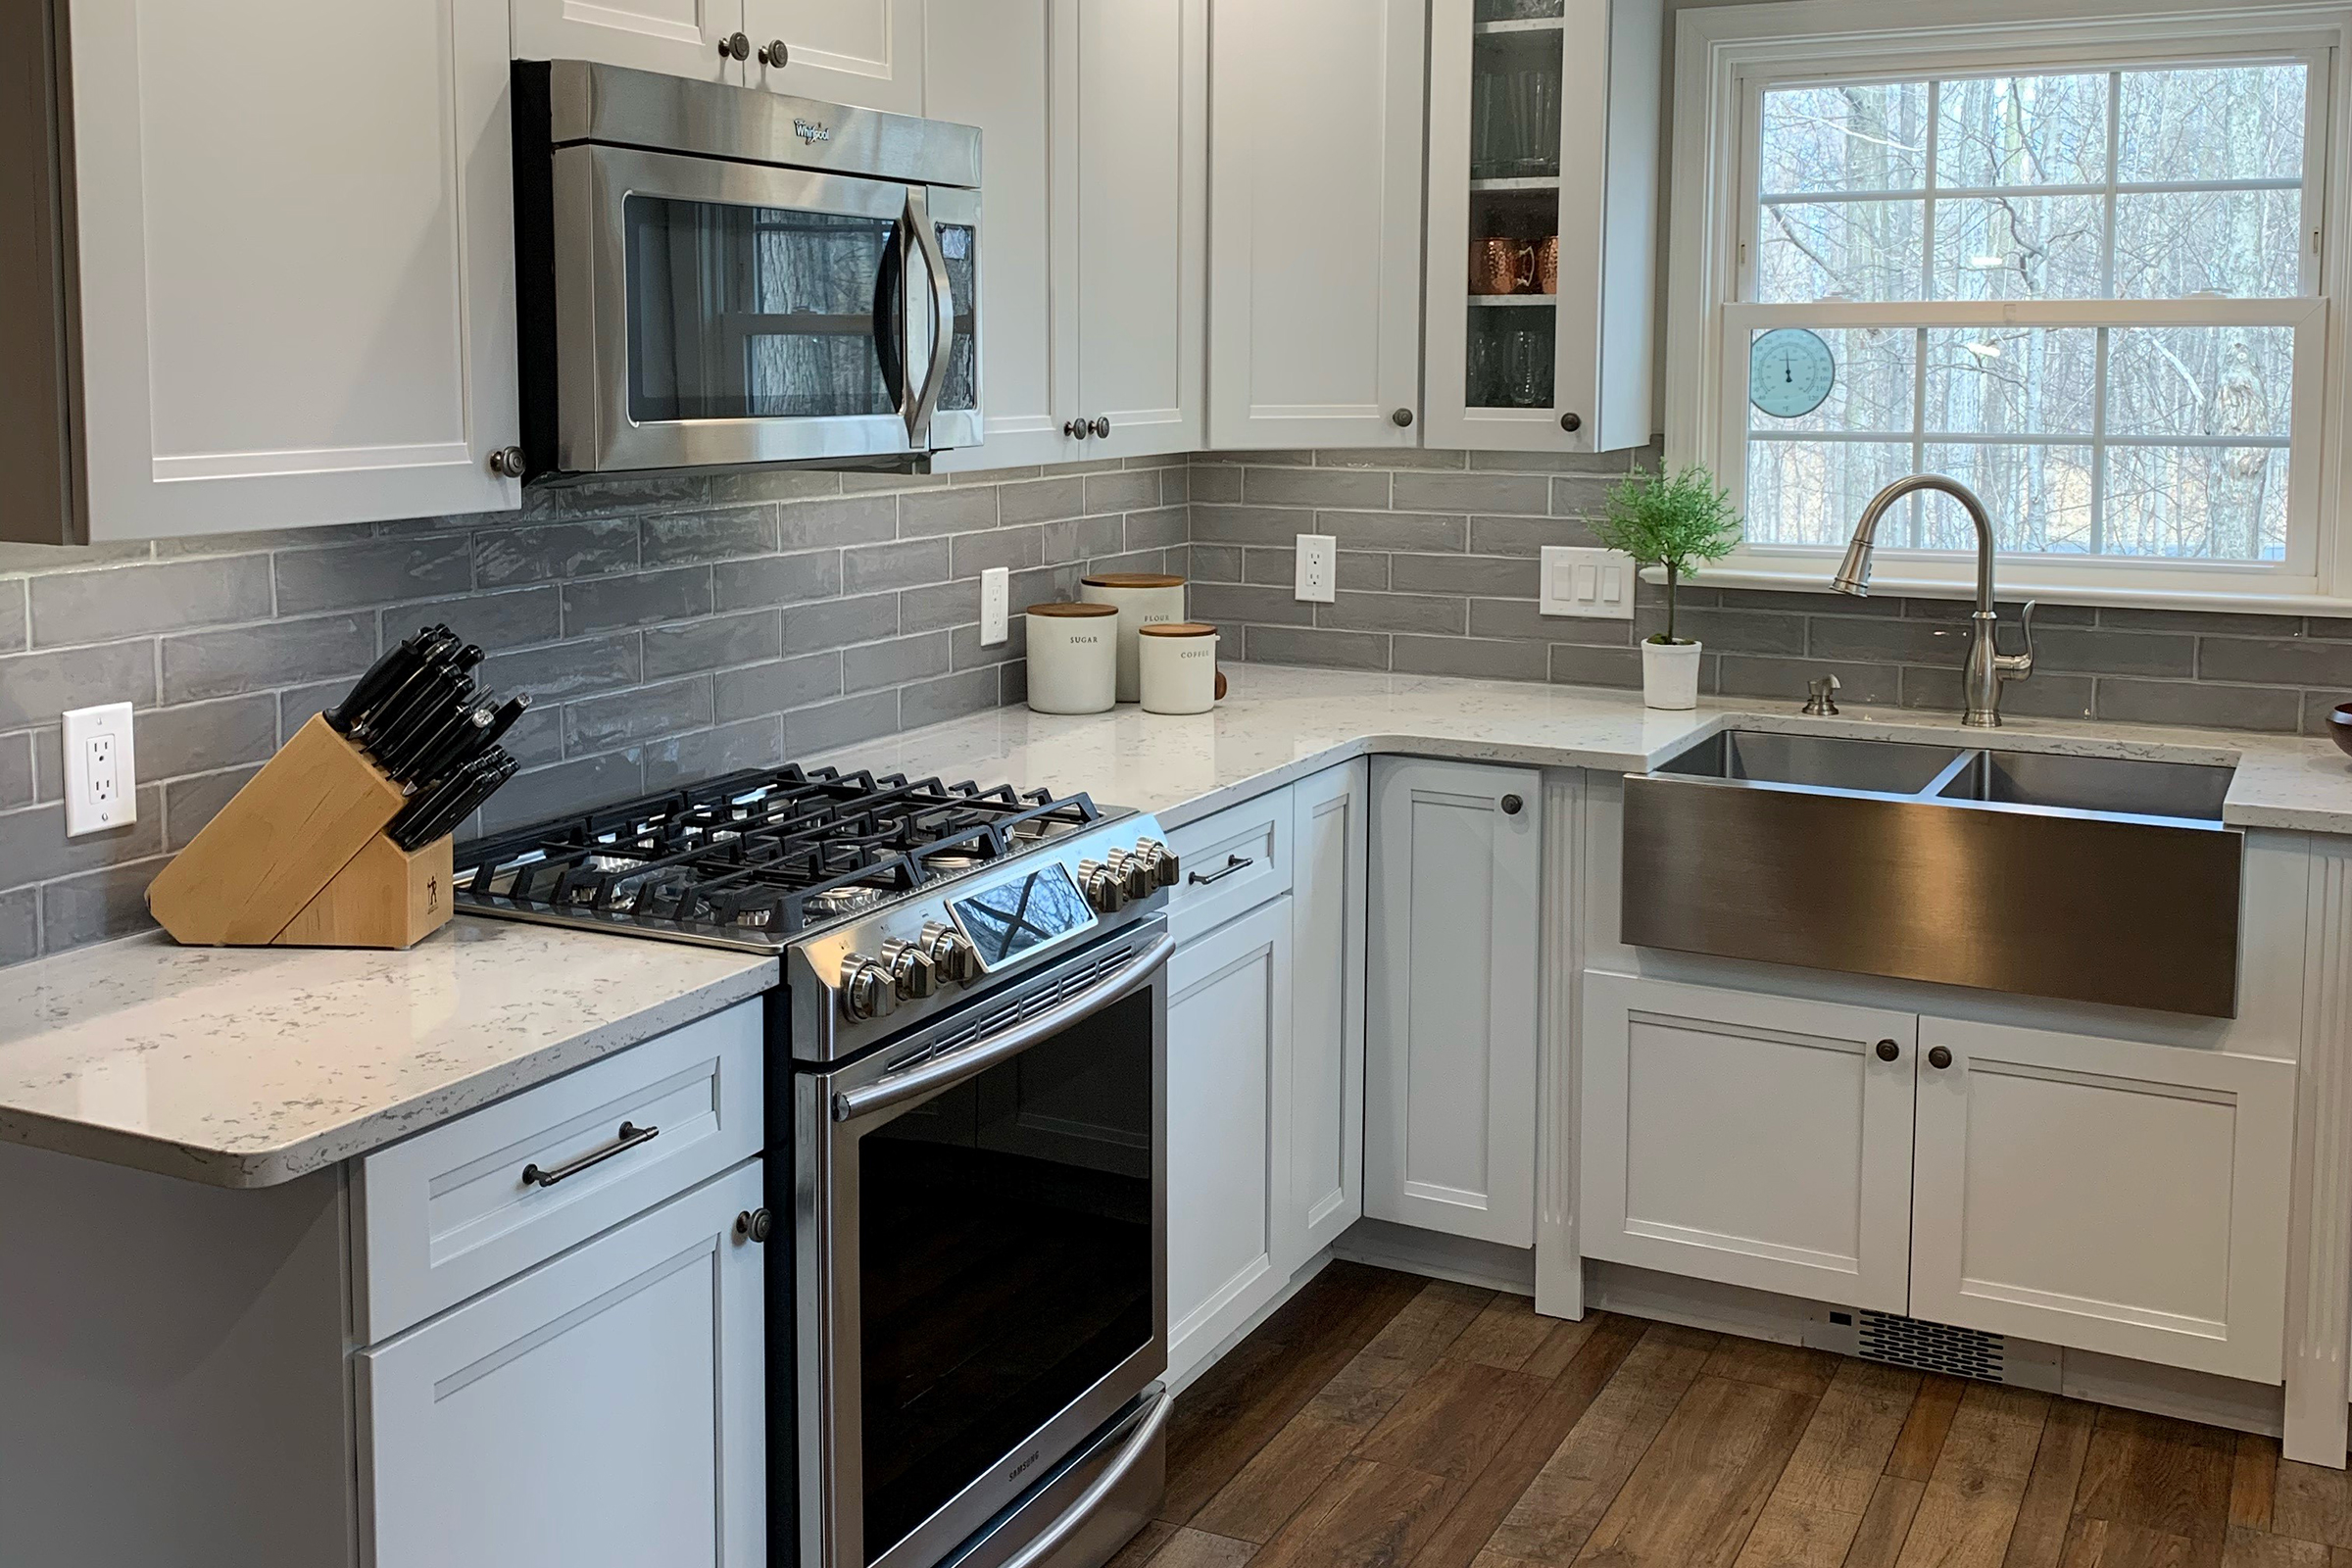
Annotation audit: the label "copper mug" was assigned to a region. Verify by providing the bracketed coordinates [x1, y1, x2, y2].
[1470, 236, 1536, 296]
[1535, 234, 1558, 295]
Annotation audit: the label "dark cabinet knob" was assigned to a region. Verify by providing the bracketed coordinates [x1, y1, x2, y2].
[1928, 1046, 1953, 1070]
[735, 1207, 772, 1244]
[488, 445, 526, 478]
[758, 38, 789, 67]
[1499, 794, 1524, 815]
[1062, 417, 1092, 440]
[719, 31, 751, 59]
[1089, 416, 1112, 439]
[1392, 408, 1414, 427]
[1875, 1039, 1899, 1061]
[1560, 412, 1583, 433]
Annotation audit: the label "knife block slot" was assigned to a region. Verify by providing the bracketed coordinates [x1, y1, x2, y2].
[145, 713, 457, 951]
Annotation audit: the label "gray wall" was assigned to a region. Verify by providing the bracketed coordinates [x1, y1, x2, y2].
[1189, 448, 2350, 736]
[0, 457, 1188, 966]
[3, 440, 2343, 971]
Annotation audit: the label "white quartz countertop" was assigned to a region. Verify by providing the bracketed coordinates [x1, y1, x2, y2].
[8, 661, 2347, 1192]
[0, 920, 774, 1188]
[818, 662, 2352, 836]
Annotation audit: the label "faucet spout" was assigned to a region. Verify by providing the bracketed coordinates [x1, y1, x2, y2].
[1832, 473, 2034, 726]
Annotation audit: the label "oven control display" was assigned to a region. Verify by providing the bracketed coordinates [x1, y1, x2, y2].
[948, 862, 1097, 968]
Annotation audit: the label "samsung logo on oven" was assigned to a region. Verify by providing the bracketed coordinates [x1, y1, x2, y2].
[1007, 1449, 1041, 1482]
[795, 119, 832, 143]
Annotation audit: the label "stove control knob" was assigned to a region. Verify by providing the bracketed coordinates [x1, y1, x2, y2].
[1106, 849, 1153, 902]
[1136, 839, 1180, 888]
[880, 940, 938, 1002]
[840, 956, 898, 1022]
[919, 921, 983, 986]
[1078, 858, 1126, 913]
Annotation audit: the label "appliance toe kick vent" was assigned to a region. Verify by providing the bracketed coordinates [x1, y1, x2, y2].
[1857, 1311, 2008, 1382]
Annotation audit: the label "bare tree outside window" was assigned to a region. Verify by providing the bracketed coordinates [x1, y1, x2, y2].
[1741, 63, 2309, 564]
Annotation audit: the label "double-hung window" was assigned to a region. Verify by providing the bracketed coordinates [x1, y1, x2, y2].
[1671, 5, 2348, 606]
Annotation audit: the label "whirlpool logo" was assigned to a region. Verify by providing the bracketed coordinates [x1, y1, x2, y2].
[794, 119, 832, 143]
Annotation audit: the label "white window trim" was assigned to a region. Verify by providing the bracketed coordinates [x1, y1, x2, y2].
[1663, 0, 2352, 613]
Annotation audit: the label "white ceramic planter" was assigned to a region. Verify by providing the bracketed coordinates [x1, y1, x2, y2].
[1642, 638, 1702, 710]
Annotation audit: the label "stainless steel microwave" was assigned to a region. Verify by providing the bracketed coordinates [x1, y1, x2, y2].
[513, 61, 982, 479]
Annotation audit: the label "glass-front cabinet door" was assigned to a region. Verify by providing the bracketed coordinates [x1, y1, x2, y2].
[1422, 0, 1660, 454]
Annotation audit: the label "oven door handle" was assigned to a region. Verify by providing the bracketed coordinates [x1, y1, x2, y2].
[902, 184, 956, 448]
[832, 930, 1175, 1123]
[998, 1387, 1172, 1568]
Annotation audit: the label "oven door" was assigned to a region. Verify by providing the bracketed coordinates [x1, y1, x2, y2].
[798, 919, 1171, 1568]
[553, 142, 978, 473]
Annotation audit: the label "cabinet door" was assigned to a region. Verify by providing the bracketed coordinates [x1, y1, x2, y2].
[1067, 0, 1207, 460]
[1421, 0, 1659, 454]
[923, 1, 1071, 472]
[512, 0, 745, 81]
[745, 0, 923, 114]
[1911, 1020, 2295, 1382]
[1283, 762, 1369, 1271]
[360, 1161, 766, 1568]
[1365, 758, 1542, 1247]
[1580, 974, 1917, 1312]
[69, 0, 520, 539]
[1206, 0, 1425, 448]
[1166, 897, 1292, 1387]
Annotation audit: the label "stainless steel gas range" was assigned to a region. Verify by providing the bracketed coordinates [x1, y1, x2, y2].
[453, 765, 1177, 1568]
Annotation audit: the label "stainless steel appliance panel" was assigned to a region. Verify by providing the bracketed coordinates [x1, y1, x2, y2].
[1620, 774, 2243, 1017]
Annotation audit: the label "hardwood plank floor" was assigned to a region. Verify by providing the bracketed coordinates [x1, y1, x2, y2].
[1137, 1266, 2318, 1568]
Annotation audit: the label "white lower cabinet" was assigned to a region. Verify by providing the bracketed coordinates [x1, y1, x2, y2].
[1283, 761, 1369, 1268]
[360, 1159, 767, 1568]
[1166, 895, 1292, 1386]
[1580, 974, 1918, 1312]
[1365, 758, 1543, 1247]
[1580, 971, 2297, 1382]
[1910, 1017, 2294, 1382]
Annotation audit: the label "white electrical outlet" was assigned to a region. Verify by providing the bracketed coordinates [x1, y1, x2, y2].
[980, 566, 1010, 646]
[63, 702, 137, 837]
[1295, 534, 1338, 603]
[1539, 545, 1637, 620]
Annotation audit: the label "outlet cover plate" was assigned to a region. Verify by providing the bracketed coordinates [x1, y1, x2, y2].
[1540, 546, 1638, 620]
[1296, 534, 1338, 603]
[63, 702, 137, 837]
[980, 566, 1010, 646]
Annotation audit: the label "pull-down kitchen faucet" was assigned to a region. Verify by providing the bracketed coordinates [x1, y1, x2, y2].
[1832, 473, 2035, 727]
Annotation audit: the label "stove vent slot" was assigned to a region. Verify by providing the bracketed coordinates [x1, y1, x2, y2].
[1856, 1310, 2007, 1382]
[962, 940, 1140, 1047]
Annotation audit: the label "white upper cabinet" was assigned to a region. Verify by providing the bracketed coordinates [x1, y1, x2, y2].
[1580, 974, 1919, 1313]
[1423, 0, 1661, 454]
[65, 0, 520, 539]
[512, 0, 745, 80]
[1365, 758, 1542, 1248]
[1909, 1018, 2294, 1383]
[1067, 0, 1208, 460]
[745, 0, 924, 115]
[1207, 0, 1426, 449]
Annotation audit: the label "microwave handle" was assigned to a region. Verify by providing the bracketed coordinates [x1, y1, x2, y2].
[831, 929, 1174, 1124]
[902, 185, 956, 446]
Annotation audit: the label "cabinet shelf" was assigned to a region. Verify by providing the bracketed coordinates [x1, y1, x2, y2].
[1471, 176, 1561, 192]
[1469, 293, 1558, 306]
[1472, 19, 1566, 34]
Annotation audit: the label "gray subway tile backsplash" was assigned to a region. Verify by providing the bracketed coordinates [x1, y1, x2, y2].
[2, 441, 2345, 969]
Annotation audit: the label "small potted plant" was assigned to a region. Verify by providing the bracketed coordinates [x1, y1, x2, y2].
[1590, 464, 1741, 710]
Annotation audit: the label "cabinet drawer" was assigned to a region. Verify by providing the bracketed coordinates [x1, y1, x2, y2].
[1165, 787, 1293, 944]
[355, 1000, 763, 1342]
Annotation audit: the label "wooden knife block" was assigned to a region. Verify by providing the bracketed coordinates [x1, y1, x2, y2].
[146, 714, 456, 951]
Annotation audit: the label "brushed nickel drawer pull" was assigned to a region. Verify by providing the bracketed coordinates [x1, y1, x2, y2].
[521, 1120, 660, 1188]
[1187, 855, 1252, 887]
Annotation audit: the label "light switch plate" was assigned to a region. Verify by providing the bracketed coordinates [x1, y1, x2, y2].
[1540, 546, 1638, 620]
[980, 566, 1009, 646]
[63, 702, 137, 837]
[1296, 534, 1338, 603]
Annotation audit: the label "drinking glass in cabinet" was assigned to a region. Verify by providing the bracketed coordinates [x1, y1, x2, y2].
[1473, 0, 1566, 19]
[1467, 310, 1556, 409]
[1471, 41, 1563, 179]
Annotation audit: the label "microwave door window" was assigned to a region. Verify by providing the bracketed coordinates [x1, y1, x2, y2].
[624, 194, 904, 421]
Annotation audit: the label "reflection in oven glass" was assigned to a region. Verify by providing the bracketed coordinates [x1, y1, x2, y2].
[858, 989, 1153, 1564]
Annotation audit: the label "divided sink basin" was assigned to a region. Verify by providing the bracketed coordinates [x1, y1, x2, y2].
[1624, 728, 2244, 1017]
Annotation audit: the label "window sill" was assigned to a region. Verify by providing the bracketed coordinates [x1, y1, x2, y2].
[1649, 562, 2352, 619]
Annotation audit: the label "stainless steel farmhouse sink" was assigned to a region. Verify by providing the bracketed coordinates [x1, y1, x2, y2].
[1624, 730, 2243, 1017]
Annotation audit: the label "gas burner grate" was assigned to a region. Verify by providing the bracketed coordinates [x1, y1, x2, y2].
[453, 762, 1102, 943]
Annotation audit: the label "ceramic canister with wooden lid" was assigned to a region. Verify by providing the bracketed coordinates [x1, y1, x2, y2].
[1139, 622, 1226, 714]
[1078, 572, 1187, 702]
[1024, 602, 1118, 714]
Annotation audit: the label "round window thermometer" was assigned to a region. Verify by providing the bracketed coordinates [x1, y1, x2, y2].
[1748, 327, 1837, 419]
